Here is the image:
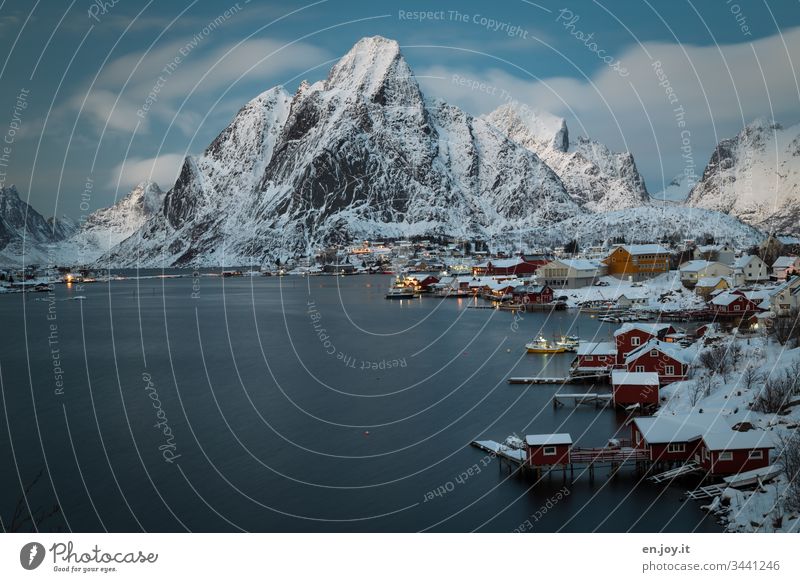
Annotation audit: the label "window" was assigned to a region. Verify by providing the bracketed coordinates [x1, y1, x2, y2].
[650, 350, 659, 357]
[733, 305, 741, 311]
[585, 355, 593, 361]
[704, 448, 710, 461]
[665, 365, 675, 376]
[749, 450, 763, 460]
[631, 337, 641, 346]
[635, 365, 645, 373]
[543, 446, 557, 456]
[667, 443, 685, 453]
[718, 451, 733, 461]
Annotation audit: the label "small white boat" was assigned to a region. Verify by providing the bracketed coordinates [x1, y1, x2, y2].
[386, 286, 416, 299]
[555, 335, 582, 351]
[525, 336, 566, 354]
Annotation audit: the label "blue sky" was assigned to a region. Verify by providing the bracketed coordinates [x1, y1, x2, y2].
[1, 0, 800, 218]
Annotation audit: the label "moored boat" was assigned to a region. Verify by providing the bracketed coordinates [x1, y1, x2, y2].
[525, 335, 567, 354]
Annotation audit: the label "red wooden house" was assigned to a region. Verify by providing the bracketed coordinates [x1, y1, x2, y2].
[414, 275, 440, 292]
[613, 323, 676, 362]
[472, 254, 547, 276]
[631, 414, 707, 463]
[611, 370, 659, 407]
[692, 431, 774, 476]
[511, 284, 554, 305]
[624, 339, 691, 385]
[525, 433, 572, 466]
[571, 341, 617, 373]
[709, 291, 764, 317]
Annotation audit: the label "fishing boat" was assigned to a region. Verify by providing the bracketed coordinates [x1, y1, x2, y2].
[385, 286, 416, 299]
[525, 335, 567, 354]
[555, 335, 582, 352]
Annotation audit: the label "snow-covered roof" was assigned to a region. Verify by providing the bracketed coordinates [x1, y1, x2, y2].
[622, 244, 670, 256]
[733, 254, 760, 269]
[560, 258, 601, 271]
[679, 260, 714, 272]
[625, 339, 693, 365]
[633, 414, 710, 444]
[525, 433, 572, 446]
[772, 256, 798, 269]
[576, 341, 617, 356]
[700, 430, 774, 451]
[487, 257, 525, 268]
[696, 276, 726, 288]
[611, 369, 659, 386]
[710, 291, 751, 307]
[613, 322, 673, 337]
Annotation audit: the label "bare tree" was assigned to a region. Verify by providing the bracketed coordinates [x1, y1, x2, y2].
[771, 309, 800, 347]
[689, 375, 714, 406]
[776, 432, 800, 512]
[751, 375, 795, 413]
[699, 344, 733, 382]
[742, 364, 763, 392]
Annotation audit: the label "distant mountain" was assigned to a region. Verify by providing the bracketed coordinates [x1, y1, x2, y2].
[483, 103, 649, 211]
[687, 118, 800, 234]
[103, 36, 582, 266]
[0, 185, 69, 265]
[55, 181, 165, 264]
[650, 173, 694, 204]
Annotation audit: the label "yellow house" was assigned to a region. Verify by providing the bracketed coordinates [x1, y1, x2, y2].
[694, 276, 729, 298]
[604, 244, 671, 281]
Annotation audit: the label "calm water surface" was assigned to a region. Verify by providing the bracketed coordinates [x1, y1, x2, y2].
[0, 274, 720, 532]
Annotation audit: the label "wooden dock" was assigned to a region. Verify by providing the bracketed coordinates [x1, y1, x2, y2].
[649, 462, 701, 483]
[552, 393, 613, 408]
[508, 373, 608, 385]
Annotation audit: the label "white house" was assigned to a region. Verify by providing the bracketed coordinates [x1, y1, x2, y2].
[679, 260, 733, 286]
[772, 256, 800, 281]
[538, 258, 606, 288]
[769, 276, 800, 316]
[732, 255, 770, 285]
[693, 242, 735, 265]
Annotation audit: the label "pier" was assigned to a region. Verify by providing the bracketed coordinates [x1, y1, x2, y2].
[552, 393, 613, 408]
[507, 372, 609, 384]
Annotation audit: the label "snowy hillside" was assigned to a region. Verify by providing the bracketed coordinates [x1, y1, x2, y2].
[483, 103, 649, 211]
[541, 205, 765, 247]
[0, 185, 72, 266]
[687, 118, 800, 235]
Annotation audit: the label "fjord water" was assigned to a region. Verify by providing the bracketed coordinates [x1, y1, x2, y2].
[0, 274, 719, 532]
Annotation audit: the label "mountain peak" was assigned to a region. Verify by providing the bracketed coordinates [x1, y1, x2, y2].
[484, 103, 568, 152]
[326, 36, 411, 99]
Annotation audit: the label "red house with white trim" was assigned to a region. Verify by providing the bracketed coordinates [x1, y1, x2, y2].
[625, 339, 691, 385]
[525, 433, 572, 466]
[692, 431, 774, 476]
[709, 291, 764, 317]
[611, 370, 660, 407]
[473, 255, 543, 276]
[511, 284, 554, 305]
[630, 415, 705, 463]
[571, 341, 617, 373]
[614, 323, 676, 363]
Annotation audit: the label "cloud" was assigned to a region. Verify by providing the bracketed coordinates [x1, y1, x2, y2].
[75, 37, 331, 135]
[110, 153, 185, 190]
[417, 26, 800, 193]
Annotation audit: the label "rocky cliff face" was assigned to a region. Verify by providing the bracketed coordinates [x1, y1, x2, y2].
[483, 103, 649, 212]
[687, 118, 800, 234]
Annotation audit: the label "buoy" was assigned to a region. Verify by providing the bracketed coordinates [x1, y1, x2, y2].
[364, 431, 370, 436]
[506, 348, 511, 353]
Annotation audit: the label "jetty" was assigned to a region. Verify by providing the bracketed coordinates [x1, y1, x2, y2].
[508, 372, 609, 384]
[552, 393, 613, 408]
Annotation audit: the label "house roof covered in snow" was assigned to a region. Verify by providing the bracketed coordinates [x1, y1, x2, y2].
[525, 433, 573, 446]
[613, 322, 673, 337]
[699, 430, 774, 451]
[772, 256, 798, 269]
[696, 277, 727, 288]
[621, 244, 671, 256]
[625, 339, 693, 365]
[576, 341, 617, 356]
[680, 260, 716, 272]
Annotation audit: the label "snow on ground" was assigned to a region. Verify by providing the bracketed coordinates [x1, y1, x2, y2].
[658, 333, 800, 532]
[555, 270, 706, 311]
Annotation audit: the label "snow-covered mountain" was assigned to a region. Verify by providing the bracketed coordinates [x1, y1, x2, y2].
[54, 181, 165, 264]
[0, 185, 73, 265]
[483, 103, 649, 211]
[103, 36, 582, 266]
[687, 118, 800, 234]
[651, 173, 695, 204]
